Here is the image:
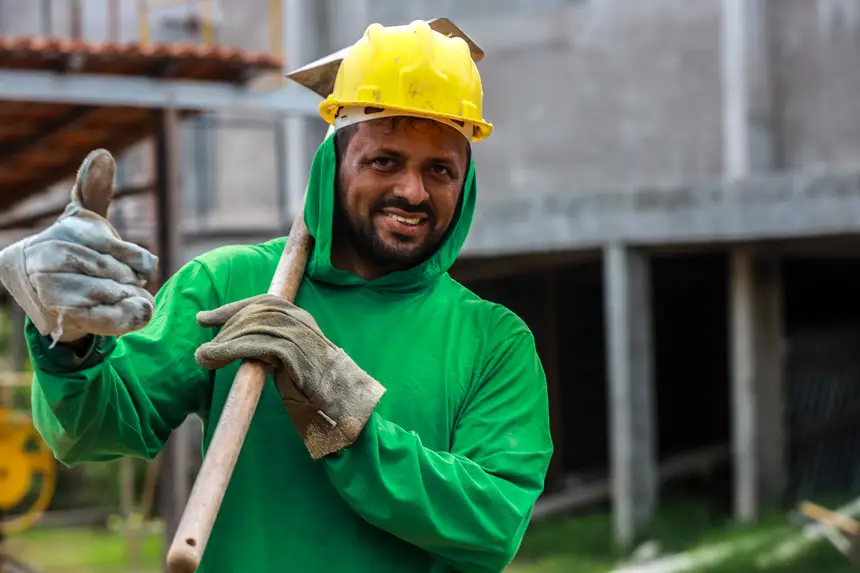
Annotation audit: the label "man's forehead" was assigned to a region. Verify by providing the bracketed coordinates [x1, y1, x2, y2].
[351, 118, 469, 158]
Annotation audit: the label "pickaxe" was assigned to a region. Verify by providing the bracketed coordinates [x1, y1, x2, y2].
[165, 18, 486, 573]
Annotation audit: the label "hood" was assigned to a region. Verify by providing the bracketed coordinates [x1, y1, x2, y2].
[302, 130, 477, 293]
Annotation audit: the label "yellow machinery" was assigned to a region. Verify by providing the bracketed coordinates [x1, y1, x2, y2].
[0, 407, 56, 535]
[0, 372, 57, 573]
[0, 368, 158, 573]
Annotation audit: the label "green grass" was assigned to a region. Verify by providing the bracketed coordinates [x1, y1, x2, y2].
[4, 499, 856, 573]
[6, 526, 162, 573]
[510, 500, 741, 570]
[507, 497, 858, 573]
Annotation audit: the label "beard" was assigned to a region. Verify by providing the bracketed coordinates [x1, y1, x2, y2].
[332, 192, 442, 272]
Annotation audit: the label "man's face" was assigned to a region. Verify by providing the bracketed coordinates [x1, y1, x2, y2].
[334, 117, 470, 272]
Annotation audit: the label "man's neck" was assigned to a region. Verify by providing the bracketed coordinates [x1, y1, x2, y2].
[330, 239, 386, 281]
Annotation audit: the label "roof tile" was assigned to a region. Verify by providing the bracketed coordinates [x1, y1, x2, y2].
[0, 35, 283, 74]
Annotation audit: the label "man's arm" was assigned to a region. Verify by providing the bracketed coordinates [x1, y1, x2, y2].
[28, 259, 221, 465]
[322, 313, 554, 573]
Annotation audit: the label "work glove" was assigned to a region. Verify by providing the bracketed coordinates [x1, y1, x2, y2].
[194, 294, 386, 459]
[0, 149, 159, 346]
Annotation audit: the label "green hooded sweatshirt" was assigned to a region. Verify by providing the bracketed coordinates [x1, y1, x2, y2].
[26, 132, 553, 573]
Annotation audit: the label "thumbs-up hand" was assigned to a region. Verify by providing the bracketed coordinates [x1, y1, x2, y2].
[0, 149, 159, 346]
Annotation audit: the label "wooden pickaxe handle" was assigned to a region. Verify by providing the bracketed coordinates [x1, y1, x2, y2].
[165, 207, 314, 573]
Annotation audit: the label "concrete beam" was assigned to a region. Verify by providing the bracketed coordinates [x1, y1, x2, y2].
[463, 168, 860, 256]
[604, 243, 657, 548]
[0, 70, 322, 115]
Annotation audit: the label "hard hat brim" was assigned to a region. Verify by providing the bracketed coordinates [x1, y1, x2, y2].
[320, 98, 494, 142]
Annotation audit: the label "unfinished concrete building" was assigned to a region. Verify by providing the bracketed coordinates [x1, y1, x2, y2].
[1, 0, 860, 550]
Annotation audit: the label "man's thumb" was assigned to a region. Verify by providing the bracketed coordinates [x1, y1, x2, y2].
[71, 148, 116, 218]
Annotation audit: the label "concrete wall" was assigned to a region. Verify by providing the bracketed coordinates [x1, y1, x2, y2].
[772, 0, 860, 172]
[3, 0, 860, 252]
[314, 0, 860, 197]
[276, 0, 725, 199]
[191, 0, 727, 225]
[206, 0, 860, 226]
[463, 0, 723, 198]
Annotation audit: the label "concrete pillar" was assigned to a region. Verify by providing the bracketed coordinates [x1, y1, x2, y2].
[283, 0, 309, 222]
[722, 0, 785, 522]
[729, 249, 785, 522]
[603, 243, 657, 548]
[283, 0, 330, 223]
[721, 0, 775, 179]
[154, 108, 193, 569]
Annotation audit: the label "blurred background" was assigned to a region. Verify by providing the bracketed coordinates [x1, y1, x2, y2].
[1, 0, 860, 572]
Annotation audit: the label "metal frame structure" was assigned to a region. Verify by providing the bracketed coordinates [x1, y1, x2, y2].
[0, 69, 320, 115]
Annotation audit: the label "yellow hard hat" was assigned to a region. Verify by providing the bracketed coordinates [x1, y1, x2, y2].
[319, 20, 493, 142]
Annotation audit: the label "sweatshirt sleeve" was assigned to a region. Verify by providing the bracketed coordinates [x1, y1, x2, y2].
[322, 313, 554, 573]
[28, 259, 221, 465]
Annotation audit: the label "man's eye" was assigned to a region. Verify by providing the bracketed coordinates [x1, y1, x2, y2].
[373, 157, 393, 168]
[431, 164, 451, 176]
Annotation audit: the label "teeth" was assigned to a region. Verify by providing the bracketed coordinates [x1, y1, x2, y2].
[387, 213, 421, 225]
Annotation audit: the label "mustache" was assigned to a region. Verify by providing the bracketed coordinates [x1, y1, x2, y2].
[372, 197, 436, 224]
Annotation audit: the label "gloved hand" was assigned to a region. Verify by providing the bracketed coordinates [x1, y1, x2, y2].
[0, 149, 159, 346]
[194, 294, 386, 459]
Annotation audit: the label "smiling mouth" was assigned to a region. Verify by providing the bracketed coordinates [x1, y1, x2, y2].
[385, 212, 423, 226]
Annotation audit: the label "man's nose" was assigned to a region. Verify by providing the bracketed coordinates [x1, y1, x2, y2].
[392, 169, 429, 204]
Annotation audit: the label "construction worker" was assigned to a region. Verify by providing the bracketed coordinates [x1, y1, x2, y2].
[0, 20, 553, 573]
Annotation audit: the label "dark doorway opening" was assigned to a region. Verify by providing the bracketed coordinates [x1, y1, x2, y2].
[651, 252, 732, 510]
[783, 257, 860, 504]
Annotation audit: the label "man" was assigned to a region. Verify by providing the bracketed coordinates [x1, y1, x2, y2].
[0, 20, 553, 573]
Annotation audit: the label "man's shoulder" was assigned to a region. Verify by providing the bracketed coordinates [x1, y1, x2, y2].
[439, 275, 533, 342]
[191, 237, 287, 276]
[185, 237, 288, 297]
[439, 276, 541, 389]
